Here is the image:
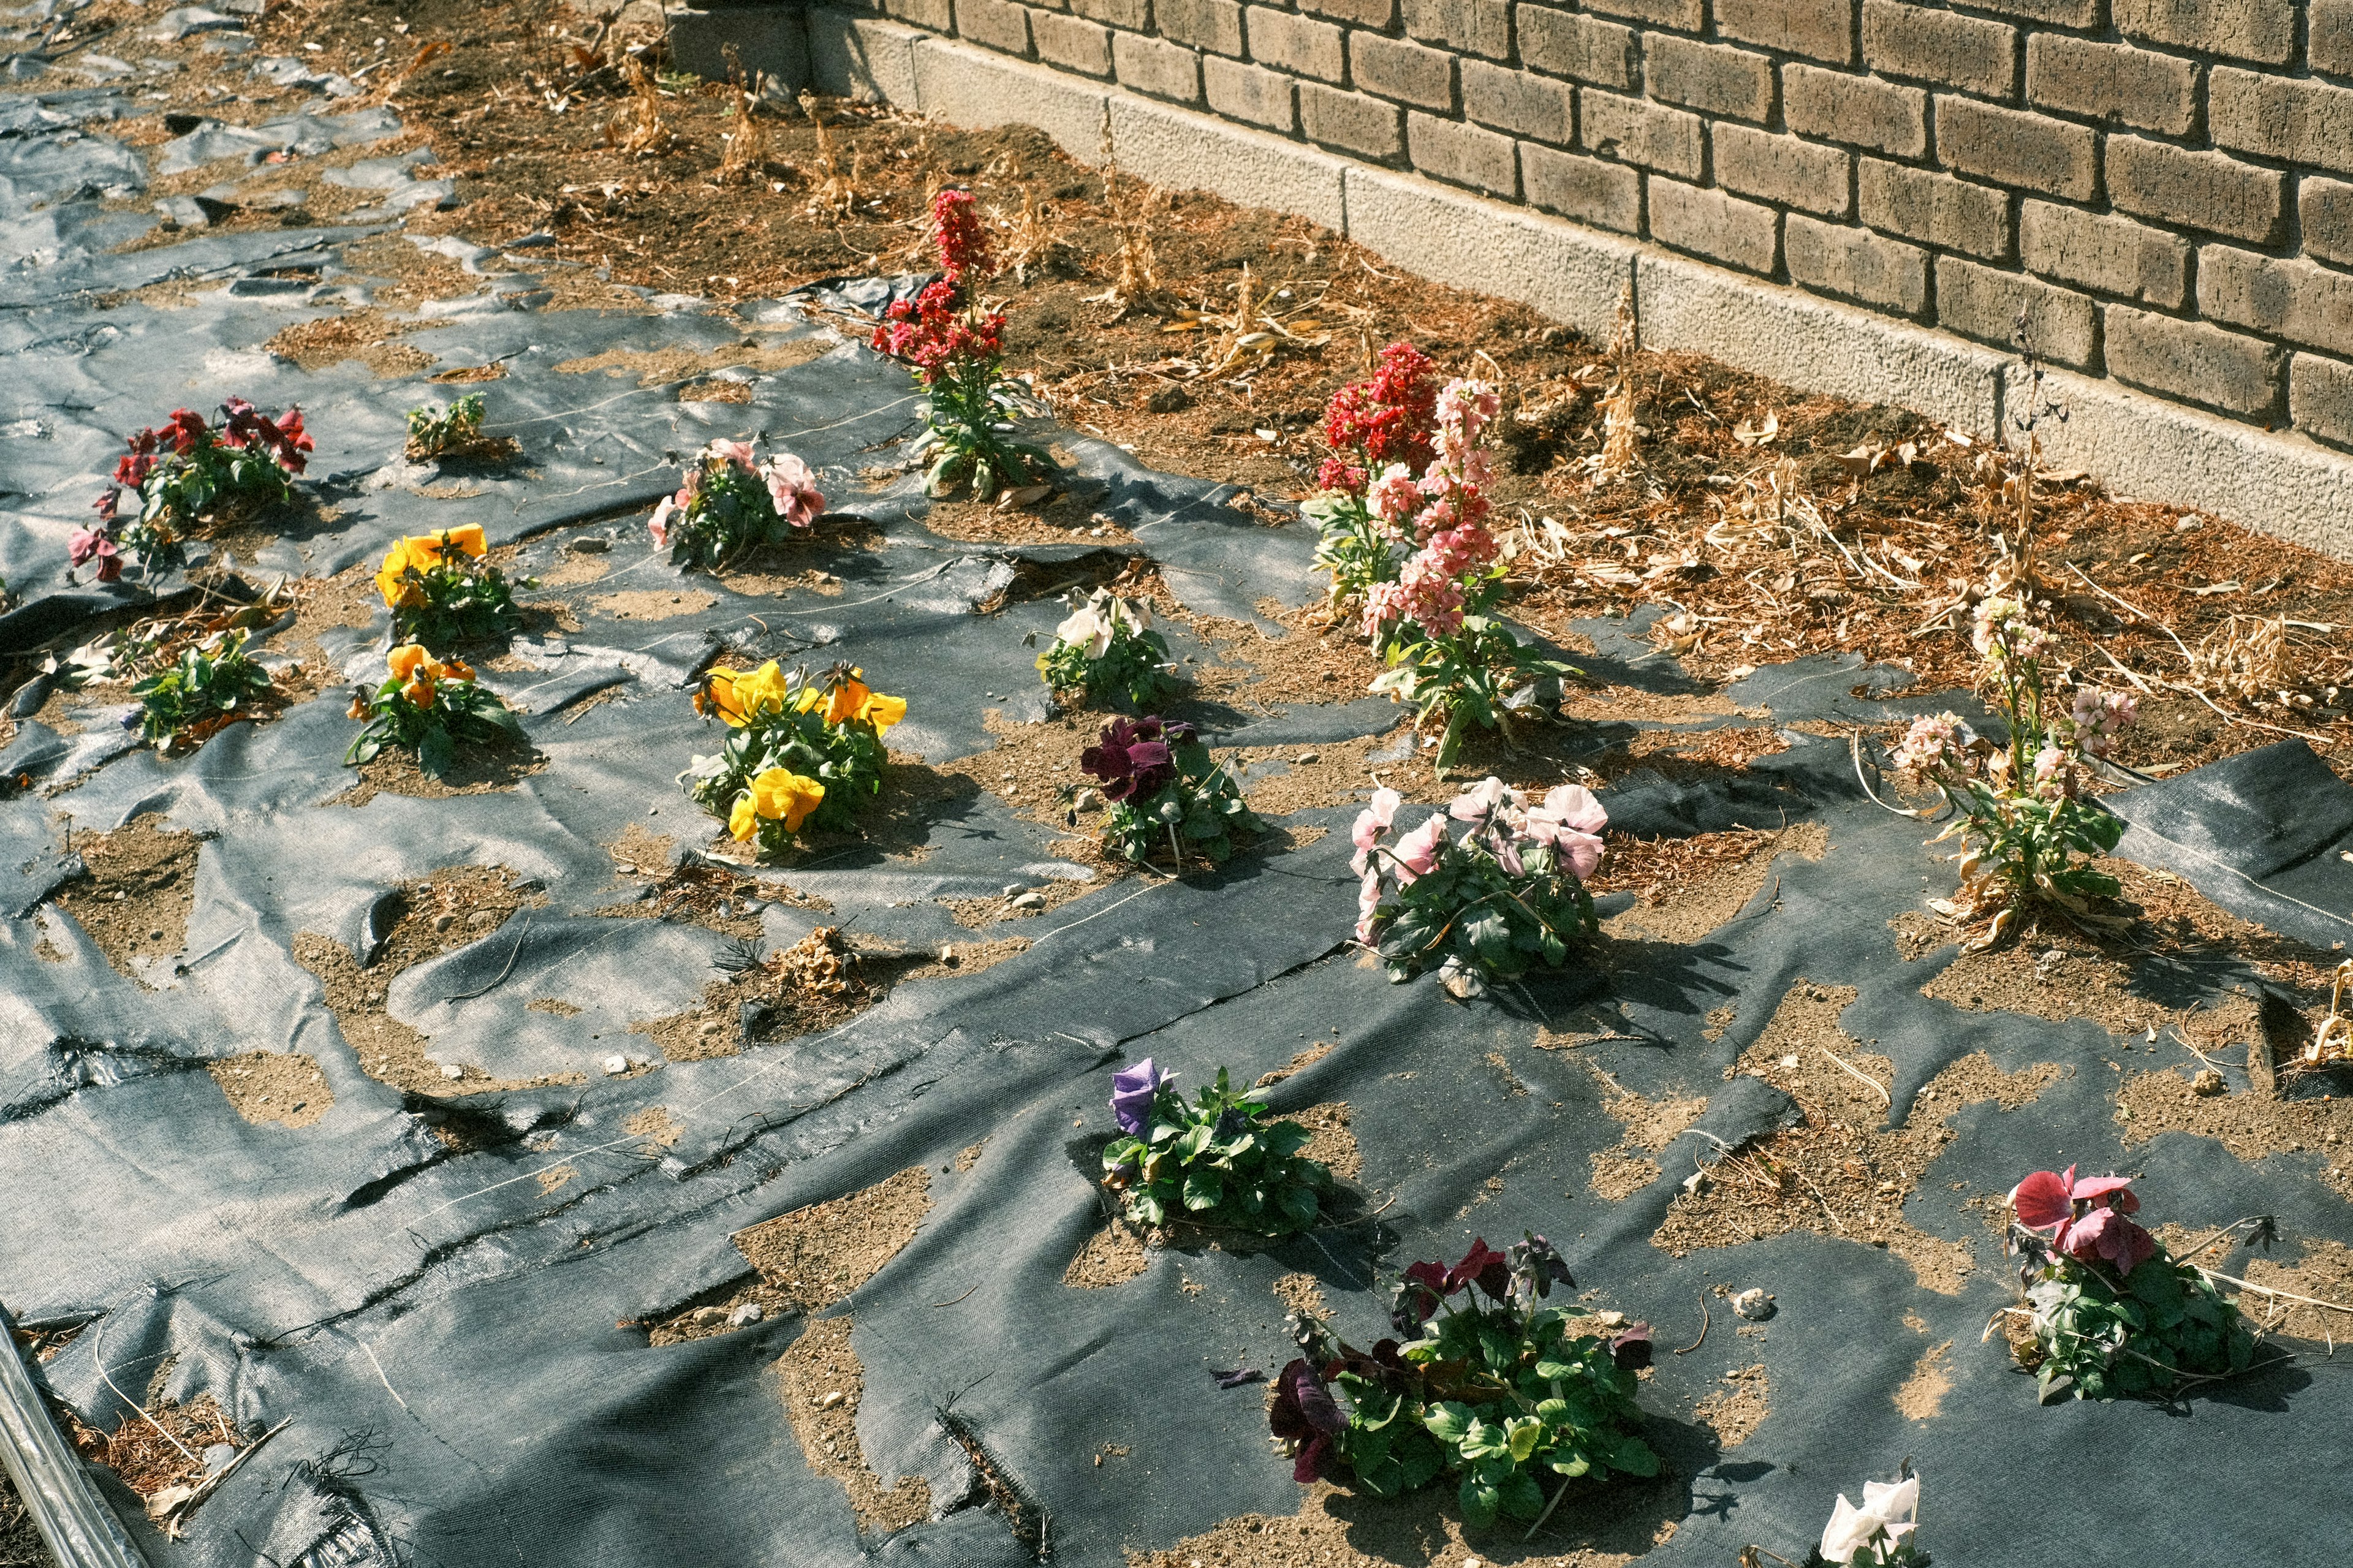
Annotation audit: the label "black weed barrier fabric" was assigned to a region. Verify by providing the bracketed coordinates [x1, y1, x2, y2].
[5, 85, 2353, 1568]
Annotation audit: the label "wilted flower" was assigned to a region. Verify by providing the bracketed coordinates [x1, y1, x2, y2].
[68, 526, 121, 582]
[2012, 1165, 2154, 1275]
[1504, 1231, 1575, 1309]
[1606, 1322, 1653, 1369]
[1889, 712, 1964, 781]
[1269, 1358, 1346, 1482]
[1108, 1056, 1174, 1135]
[1972, 594, 2050, 662]
[1819, 1473, 1919, 1566]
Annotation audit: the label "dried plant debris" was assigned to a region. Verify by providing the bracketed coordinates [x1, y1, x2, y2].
[650, 1167, 933, 1344]
[207, 1051, 332, 1129]
[1654, 980, 2065, 1293]
[63, 1393, 244, 1506]
[1599, 820, 1827, 945]
[51, 815, 204, 982]
[777, 1316, 930, 1537]
[293, 865, 566, 1096]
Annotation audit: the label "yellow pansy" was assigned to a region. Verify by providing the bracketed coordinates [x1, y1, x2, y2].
[434, 525, 488, 559]
[388, 643, 430, 681]
[728, 792, 760, 842]
[858, 691, 907, 737]
[400, 673, 436, 708]
[735, 662, 790, 722]
[375, 540, 425, 609]
[751, 767, 826, 831]
[433, 656, 476, 683]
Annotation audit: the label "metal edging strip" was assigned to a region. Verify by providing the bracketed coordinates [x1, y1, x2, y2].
[0, 1304, 148, 1568]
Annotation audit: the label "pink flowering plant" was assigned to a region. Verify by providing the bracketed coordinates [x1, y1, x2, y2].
[1352, 778, 1604, 988]
[649, 440, 826, 570]
[1303, 342, 1439, 611]
[2006, 1165, 2255, 1401]
[1274, 1235, 1656, 1530]
[1886, 593, 2134, 930]
[1097, 1059, 1332, 1235]
[1357, 379, 1575, 767]
[871, 189, 1053, 499]
[1078, 716, 1257, 869]
[81, 399, 312, 584]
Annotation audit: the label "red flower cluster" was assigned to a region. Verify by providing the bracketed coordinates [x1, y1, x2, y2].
[1080, 716, 1191, 802]
[870, 280, 1007, 386]
[930, 187, 993, 290]
[1317, 342, 1438, 494]
[219, 396, 313, 474]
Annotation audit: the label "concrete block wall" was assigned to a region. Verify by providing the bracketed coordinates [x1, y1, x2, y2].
[767, 1, 2353, 557]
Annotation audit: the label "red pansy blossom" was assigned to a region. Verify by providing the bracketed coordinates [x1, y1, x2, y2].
[2012, 1165, 2156, 1275]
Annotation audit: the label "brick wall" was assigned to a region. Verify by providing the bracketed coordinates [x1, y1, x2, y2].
[801, 0, 2353, 452]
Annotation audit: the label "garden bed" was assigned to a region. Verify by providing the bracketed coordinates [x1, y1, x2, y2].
[1, 4, 2351, 1568]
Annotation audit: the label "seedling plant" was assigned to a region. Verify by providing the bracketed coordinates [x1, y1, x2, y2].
[1352, 778, 1605, 992]
[374, 526, 529, 645]
[683, 661, 905, 851]
[870, 189, 1052, 499]
[2004, 1165, 2256, 1401]
[1078, 716, 1256, 869]
[1887, 593, 2135, 944]
[346, 644, 522, 779]
[132, 631, 273, 750]
[80, 400, 312, 583]
[1099, 1059, 1331, 1235]
[651, 441, 827, 570]
[404, 395, 491, 461]
[1035, 587, 1175, 709]
[1275, 1235, 1656, 1531]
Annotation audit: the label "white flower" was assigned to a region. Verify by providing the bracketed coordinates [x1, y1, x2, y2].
[1819, 1474, 1919, 1566]
[1056, 602, 1113, 659]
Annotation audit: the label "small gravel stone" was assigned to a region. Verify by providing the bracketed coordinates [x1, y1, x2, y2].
[602, 1053, 629, 1075]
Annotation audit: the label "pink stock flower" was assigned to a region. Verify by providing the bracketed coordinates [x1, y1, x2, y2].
[1367, 464, 1425, 532]
[69, 526, 121, 581]
[2012, 1165, 2155, 1276]
[1889, 713, 1965, 782]
[1352, 787, 1402, 875]
[762, 453, 827, 529]
[1435, 378, 1499, 446]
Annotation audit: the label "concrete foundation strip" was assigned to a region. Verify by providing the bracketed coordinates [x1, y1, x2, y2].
[0, 1304, 148, 1568]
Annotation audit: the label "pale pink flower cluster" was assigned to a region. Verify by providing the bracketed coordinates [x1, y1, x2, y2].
[1970, 595, 2050, 662]
[1350, 778, 1607, 942]
[2067, 686, 2137, 757]
[1889, 712, 1965, 783]
[1361, 377, 1502, 641]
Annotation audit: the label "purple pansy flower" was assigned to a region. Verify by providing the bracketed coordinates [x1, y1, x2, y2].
[1110, 1057, 1175, 1135]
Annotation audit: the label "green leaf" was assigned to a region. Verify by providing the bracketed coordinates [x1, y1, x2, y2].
[1498, 1472, 1545, 1521]
[1422, 1402, 1472, 1447]
[1180, 1169, 1223, 1211]
[1458, 1477, 1499, 1531]
[1609, 1436, 1659, 1477]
